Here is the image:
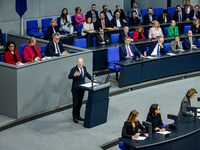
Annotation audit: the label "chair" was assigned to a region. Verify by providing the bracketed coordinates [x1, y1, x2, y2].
[130, 31, 134, 37]
[127, 11, 129, 18]
[41, 45, 47, 55]
[119, 141, 127, 150]
[107, 47, 121, 81]
[110, 33, 120, 44]
[42, 18, 53, 39]
[78, 24, 83, 39]
[164, 27, 168, 36]
[20, 44, 27, 61]
[71, 15, 77, 30]
[26, 20, 43, 37]
[180, 40, 184, 49]
[93, 37, 97, 47]
[2, 33, 6, 42]
[198, 39, 200, 48]
[1, 54, 4, 62]
[167, 7, 176, 18]
[126, 18, 129, 26]
[147, 29, 150, 38]
[184, 25, 191, 34]
[154, 8, 164, 19]
[141, 8, 148, 17]
[146, 47, 150, 53]
[74, 38, 87, 48]
[163, 43, 171, 53]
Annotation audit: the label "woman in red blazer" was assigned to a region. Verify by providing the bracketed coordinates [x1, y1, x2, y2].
[132, 25, 145, 41]
[4, 41, 21, 65]
[23, 37, 41, 62]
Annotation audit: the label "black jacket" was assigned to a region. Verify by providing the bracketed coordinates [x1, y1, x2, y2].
[146, 115, 163, 132]
[157, 13, 171, 23]
[188, 10, 200, 20]
[144, 14, 156, 24]
[0, 29, 6, 46]
[46, 26, 62, 40]
[173, 11, 187, 21]
[45, 40, 64, 56]
[114, 9, 126, 20]
[183, 36, 197, 49]
[118, 31, 131, 43]
[95, 18, 114, 29]
[96, 33, 111, 46]
[147, 42, 166, 56]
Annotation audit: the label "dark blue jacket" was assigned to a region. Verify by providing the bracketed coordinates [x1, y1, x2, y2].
[183, 36, 197, 49]
[45, 40, 64, 56]
[46, 26, 62, 40]
[173, 11, 187, 21]
[119, 44, 142, 60]
[146, 115, 164, 132]
[147, 42, 166, 56]
[111, 17, 125, 27]
[86, 10, 99, 21]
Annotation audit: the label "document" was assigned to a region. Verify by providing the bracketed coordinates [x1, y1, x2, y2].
[132, 136, 146, 140]
[146, 56, 155, 59]
[17, 63, 25, 66]
[156, 131, 171, 135]
[167, 53, 176, 56]
[80, 82, 99, 88]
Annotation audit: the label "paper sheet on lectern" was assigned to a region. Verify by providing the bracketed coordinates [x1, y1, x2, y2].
[80, 82, 99, 88]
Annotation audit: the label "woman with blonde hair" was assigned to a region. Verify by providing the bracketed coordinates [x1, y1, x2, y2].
[23, 37, 41, 62]
[191, 18, 200, 33]
[46, 19, 62, 40]
[167, 20, 179, 36]
[149, 20, 163, 39]
[132, 25, 145, 41]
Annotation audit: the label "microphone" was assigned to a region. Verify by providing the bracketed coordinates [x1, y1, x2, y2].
[91, 77, 94, 90]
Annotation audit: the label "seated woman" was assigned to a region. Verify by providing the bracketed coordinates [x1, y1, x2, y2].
[170, 35, 185, 52]
[178, 88, 197, 119]
[81, 17, 94, 38]
[122, 110, 146, 150]
[149, 20, 163, 39]
[146, 104, 165, 132]
[23, 37, 41, 62]
[4, 41, 21, 65]
[129, 10, 140, 26]
[60, 8, 74, 35]
[132, 25, 145, 41]
[74, 7, 86, 27]
[191, 18, 200, 34]
[46, 19, 62, 40]
[167, 20, 179, 36]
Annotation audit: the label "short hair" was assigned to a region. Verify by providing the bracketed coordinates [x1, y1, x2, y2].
[163, 9, 168, 13]
[186, 0, 190, 2]
[193, 18, 199, 24]
[152, 20, 160, 28]
[187, 30, 192, 34]
[5, 41, 16, 51]
[75, 7, 81, 13]
[148, 7, 153, 11]
[186, 88, 197, 97]
[91, 4, 96, 7]
[116, 5, 120, 8]
[133, 2, 137, 5]
[98, 27, 103, 32]
[195, 5, 199, 8]
[176, 5, 181, 8]
[132, 10, 137, 15]
[175, 35, 180, 39]
[100, 12, 105, 16]
[170, 19, 175, 24]
[52, 33, 60, 38]
[28, 37, 36, 46]
[50, 19, 57, 26]
[135, 25, 144, 33]
[148, 104, 160, 118]
[127, 110, 139, 123]
[125, 37, 131, 40]
[102, 5, 107, 9]
[124, 26, 129, 29]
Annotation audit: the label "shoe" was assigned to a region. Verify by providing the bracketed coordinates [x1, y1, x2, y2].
[78, 116, 84, 121]
[73, 118, 79, 123]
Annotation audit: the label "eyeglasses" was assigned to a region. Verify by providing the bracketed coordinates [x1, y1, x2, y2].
[9, 46, 15, 47]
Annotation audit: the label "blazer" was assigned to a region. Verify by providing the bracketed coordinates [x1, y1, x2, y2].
[122, 121, 145, 139]
[23, 45, 41, 62]
[173, 11, 187, 21]
[45, 40, 65, 56]
[118, 31, 131, 43]
[46, 26, 62, 40]
[144, 14, 156, 24]
[132, 31, 145, 41]
[74, 13, 86, 25]
[183, 36, 197, 49]
[129, 8, 141, 18]
[68, 66, 92, 91]
[96, 33, 111, 46]
[188, 10, 200, 20]
[170, 40, 183, 52]
[182, 4, 194, 13]
[147, 42, 166, 56]
[128, 17, 140, 26]
[157, 13, 171, 23]
[102, 10, 113, 20]
[178, 96, 193, 118]
[95, 17, 114, 29]
[0, 29, 6, 46]
[60, 15, 72, 26]
[167, 26, 179, 36]
[191, 24, 200, 34]
[86, 10, 99, 21]
[4, 50, 21, 65]
[119, 44, 142, 60]
[114, 9, 126, 20]
[111, 17, 125, 27]
[146, 115, 164, 132]
[149, 27, 163, 39]
[81, 22, 94, 36]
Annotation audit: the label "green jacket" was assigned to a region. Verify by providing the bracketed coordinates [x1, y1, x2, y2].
[167, 26, 179, 36]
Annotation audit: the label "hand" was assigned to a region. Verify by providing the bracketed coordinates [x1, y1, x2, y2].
[74, 70, 81, 76]
[179, 49, 185, 51]
[144, 51, 147, 56]
[89, 29, 93, 31]
[101, 42, 105, 44]
[123, 19, 127, 23]
[16, 62, 21, 65]
[35, 57, 40, 60]
[93, 20, 96, 22]
[56, 32, 60, 35]
[93, 80, 97, 82]
[186, 18, 190, 21]
[140, 55, 145, 58]
[106, 39, 109, 42]
[130, 39, 134, 42]
[132, 134, 139, 138]
[114, 26, 118, 29]
[158, 43, 163, 47]
[62, 51, 68, 56]
[159, 128, 165, 132]
[191, 45, 197, 49]
[155, 127, 160, 131]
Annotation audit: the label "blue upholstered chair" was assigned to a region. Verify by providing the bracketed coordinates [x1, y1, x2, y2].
[2, 33, 6, 42]
[127, 11, 129, 18]
[1, 54, 4, 62]
[167, 7, 176, 19]
[146, 47, 150, 53]
[78, 24, 83, 39]
[41, 45, 47, 55]
[20, 44, 27, 62]
[184, 26, 191, 34]
[93, 37, 97, 47]
[74, 38, 87, 48]
[164, 27, 168, 36]
[107, 47, 121, 81]
[147, 29, 150, 38]
[41, 18, 53, 39]
[141, 8, 148, 23]
[110, 33, 120, 44]
[163, 43, 171, 53]
[26, 20, 43, 37]
[130, 31, 134, 37]
[126, 18, 129, 26]
[71, 15, 77, 30]
[119, 141, 127, 150]
[197, 39, 200, 48]
[154, 8, 164, 19]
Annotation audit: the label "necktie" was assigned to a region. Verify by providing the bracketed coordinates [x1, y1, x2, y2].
[127, 45, 132, 58]
[157, 45, 160, 55]
[179, 13, 182, 21]
[195, 12, 198, 18]
[102, 20, 105, 29]
[56, 43, 60, 54]
[81, 68, 84, 78]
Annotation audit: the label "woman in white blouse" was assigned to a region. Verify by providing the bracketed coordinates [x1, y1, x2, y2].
[149, 20, 163, 39]
[81, 17, 94, 38]
[60, 8, 74, 34]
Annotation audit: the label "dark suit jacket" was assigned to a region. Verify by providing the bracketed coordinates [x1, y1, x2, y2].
[86, 10, 99, 21]
[114, 9, 126, 20]
[188, 10, 200, 20]
[146, 115, 164, 132]
[191, 24, 200, 33]
[101, 10, 113, 20]
[96, 34, 111, 46]
[46, 26, 62, 40]
[183, 36, 197, 49]
[173, 11, 187, 21]
[111, 17, 125, 27]
[0, 29, 6, 46]
[118, 31, 131, 43]
[122, 121, 145, 139]
[45, 40, 65, 56]
[129, 17, 140, 25]
[144, 14, 156, 24]
[95, 17, 114, 29]
[68, 66, 92, 91]
[147, 42, 166, 56]
[178, 96, 193, 118]
[157, 13, 171, 23]
[119, 44, 142, 60]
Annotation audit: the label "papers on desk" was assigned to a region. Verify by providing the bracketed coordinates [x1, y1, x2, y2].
[167, 53, 176, 56]
[17, 63, 25, 66]
[80, 82, 99, 88]
[132, 136, 146, 140]
[156, 131, 171, 135]
[41, 57, 53, 61]
[0, 46, 4, 49]
[88, 30, 95, 33]
[146, 56, 155, 59]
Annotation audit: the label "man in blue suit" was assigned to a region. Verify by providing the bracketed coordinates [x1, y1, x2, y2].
[86, 4, 99, 23]
[102, 5, 113, 21]
[68, 58, 96, 123]
[119, 37, 144, 60]
[111, 11, 125, 28]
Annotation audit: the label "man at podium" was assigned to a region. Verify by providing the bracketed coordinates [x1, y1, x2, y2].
[68, 58, 96, 123]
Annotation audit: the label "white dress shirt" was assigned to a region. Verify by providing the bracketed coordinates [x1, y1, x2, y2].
[187, 6, 190, 14]
[151, 43, 159, 55]
[126, 44, 133, 57]
[116, 19, 121, 27]
[163, 14, 167, 22]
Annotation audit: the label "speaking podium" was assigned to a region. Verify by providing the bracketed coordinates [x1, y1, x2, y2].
[79, 82, 111, 128]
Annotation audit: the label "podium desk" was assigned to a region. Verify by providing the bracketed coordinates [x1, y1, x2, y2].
[120, 116, 200, 150]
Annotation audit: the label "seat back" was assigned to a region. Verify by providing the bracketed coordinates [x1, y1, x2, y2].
[1, 54, 4, 62]
[43, 28, 47, 39]
[147, 29, 150, 38]
[180, 40, 184, 49]
[164, 27, 168, 36]
[146, 47, 149, 53]
[167, 7, 176, 16]
[184, 25, 191, 34]
[130, 31, 134, 37]
[110, 33, 120, 43]
[154, 8, 164, 18]
[141, 9, 148, 17]
[198, 39, 200, 48]
[74, 38, 87, 48]
[41, 45, 47, 55]
[119, 141, 127, 150]
[27, 20, 39, 35]
[107, 47, 120, 63]
[126, 18, 129, 26]
[93, 37, 97, 47]
[71, 15, 76, 30]
[163, 43, 171, 53]
[78, 24, 83, 38]
[20, 44, 27, 61]
[2, 33, 6, 42]
[42, 18, 53, 29]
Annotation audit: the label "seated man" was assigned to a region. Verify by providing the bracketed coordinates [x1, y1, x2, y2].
[145, 37, 166, 56]
[95, 12, 115, 29]
[129, 2, 142, 22]
[183, 30, 197, 49]
[96, 28, 111, 46]
[188, 5, 200, 20]
[111, 11, 125, 28]
[0, 29, 6, 47]
[118, 26, 133, 43]
[119, 37, 144, 60]
[157, 9, 171, 23]
[182, 0, 194, 14]
[45, 33, 68, 56]
[102, 5, 113, 21]
[173, 5, 187, 21]
[144, 7, 156, 24]
[86, 4, 99, 23]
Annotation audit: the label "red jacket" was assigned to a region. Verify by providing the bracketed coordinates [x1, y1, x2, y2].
[132, 31, 145, 41]
[4, 50, 21, 65]
[23, 45, 41, 62]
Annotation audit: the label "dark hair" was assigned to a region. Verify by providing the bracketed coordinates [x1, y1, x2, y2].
[186, 88, 197, 98]
[100, 12, 105, 16]
[187, 30, 192, 34]
[133, 2, 137, 5]
[176, 5, 181, 8]
[98, 27, 103, 32]
[148, 7, 153, 10]
[175, 35, 180, 39]
[103, 5, 107, 9]
[86, 17, 92, 24]
[91, 4, 96, 7]
[163, 9, 168, 13]
[132, 10, 137, 15]
[148, 104, 160, 118]
[186, 0, 190, 2]
[195, 5, 199, 8]
[116, 5, 120, 8]
[5, 41, 16, 52]
[75, 7, 81, 13]
[60, 8, 68, 23]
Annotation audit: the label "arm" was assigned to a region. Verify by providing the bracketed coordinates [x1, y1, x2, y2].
[105, 35, 111, 45]
[170, 41, 177, 51]
[132, 32, 138, 41]
[184, 38, 190, 49]
[167, 27, 173, 36]
[4, 52, 17, 65]
[96, 35, 102, 46]
[108, 20, 114, 28]
[146, 115, 156, 132]
[23, 47, 33, 62]
[149, 28, 152, 39]
[122, 122, 132, 138]
[160, 45, 166, 54]
[35, 45, 41, 59]
[160, 28, 164, 37]
[181, 101, 193, 116]
[46, 43, 59, 56]
[74, 14, 81, 24]
[119, 46, 126, 60]
[46, 27, 52, 39]
[132, 44, 142, 57]
[68, 68, 76, 79]
[158, 116, 164, 129]
[59, 41, 65, 53]
[141, 33, 145, 39]
[176, 26, 179, 35]
[15, 50, 22, 62]
[137, 121, 146, 135]
[60, 18, 65, 26]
